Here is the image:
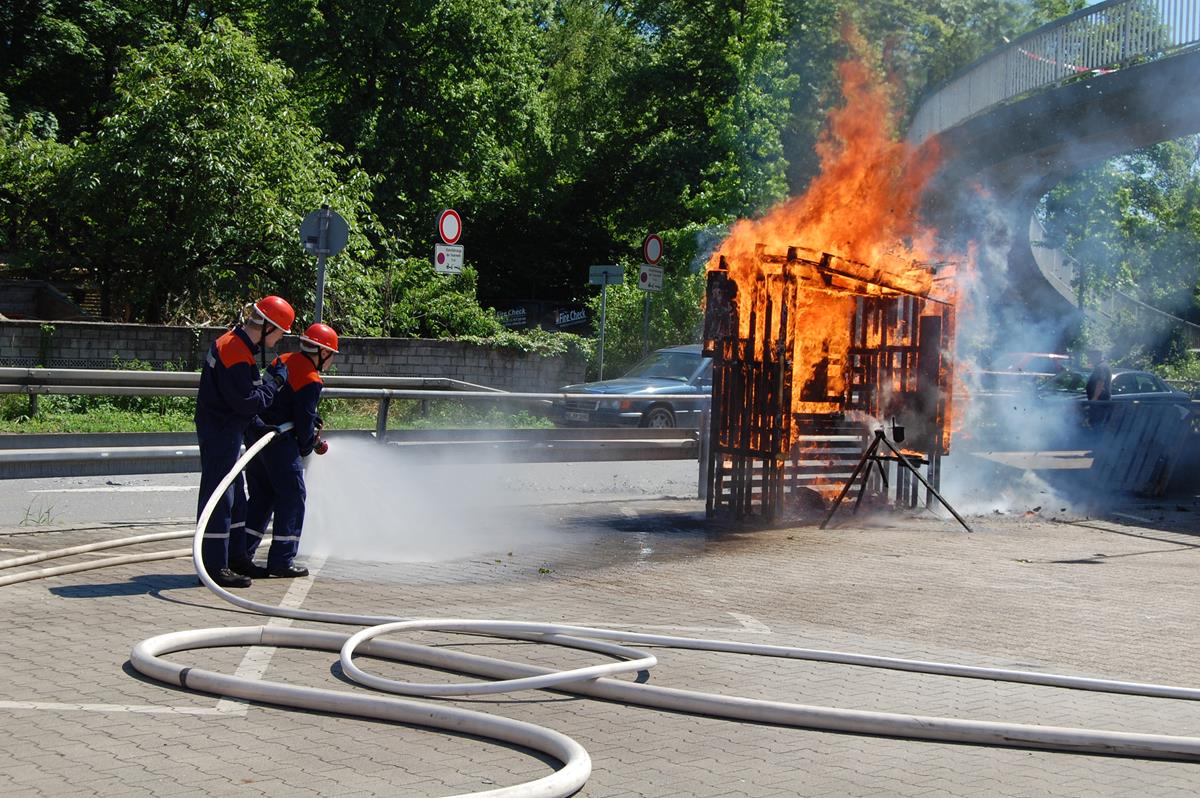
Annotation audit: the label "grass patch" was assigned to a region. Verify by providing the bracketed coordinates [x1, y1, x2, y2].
[323, 398, 553, 430]
[0, 394, 554, 434]
[0, 393, 195, 433]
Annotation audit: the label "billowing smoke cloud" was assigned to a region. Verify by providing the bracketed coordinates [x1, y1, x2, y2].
[923, 43, 1200, 512]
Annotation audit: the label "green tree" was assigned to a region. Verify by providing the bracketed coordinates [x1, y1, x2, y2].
[583, 222, 715, 377]
[776, 0, 843, 192]
[249, 0, 551, 296]
[0, 1, 261, 141]
[605, 0, 795, 226]
[1, 0, 144, 140]
[33, 20, 377, 326]
[253, 0, 798, 307]
[383, 260, 507, 339]
[0, 111, 80, 271]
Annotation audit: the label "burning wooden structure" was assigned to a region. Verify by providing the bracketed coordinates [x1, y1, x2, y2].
[703, 246, 956, 520]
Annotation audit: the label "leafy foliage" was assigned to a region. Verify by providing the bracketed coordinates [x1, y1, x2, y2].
[3, 0, 1175, 375]
[1040, 136, 1200, 362]
[583, 222, 713, 378]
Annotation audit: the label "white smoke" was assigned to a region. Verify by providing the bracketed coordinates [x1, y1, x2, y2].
[938, 187, 1088, 514]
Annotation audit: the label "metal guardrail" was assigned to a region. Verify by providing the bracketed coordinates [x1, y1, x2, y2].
[0, 428, 702, 479]
[0, 367, 503, 394]
[0, 368, 710, 478]
[0, 366, 710, 436]
[909, 0, 1200, 142]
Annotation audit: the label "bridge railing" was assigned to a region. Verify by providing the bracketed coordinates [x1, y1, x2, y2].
[909, 0, 1200, 143]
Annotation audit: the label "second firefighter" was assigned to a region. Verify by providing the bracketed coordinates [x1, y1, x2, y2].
[233, 322, 338, 578]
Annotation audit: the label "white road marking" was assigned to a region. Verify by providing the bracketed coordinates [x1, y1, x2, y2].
[0, 700, 232, 715]
[215, 555, 326, 713]
[30, 486, 195, 494]
[603, 611, 771, 635]
[726, 612, 772, 634]
[0, 554, 326, 717]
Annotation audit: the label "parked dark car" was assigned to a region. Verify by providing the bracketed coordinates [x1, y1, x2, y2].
[552, 345, 712, 428]
[979, 351, 1071, 393]
[1036, 368, 1191, 403]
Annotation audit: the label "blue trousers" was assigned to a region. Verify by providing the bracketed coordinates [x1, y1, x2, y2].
[238, 435, 307, 570]
[196, 418, 248, 572]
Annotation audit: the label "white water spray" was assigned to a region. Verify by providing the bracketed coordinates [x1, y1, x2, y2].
[301, 437, 558, 563]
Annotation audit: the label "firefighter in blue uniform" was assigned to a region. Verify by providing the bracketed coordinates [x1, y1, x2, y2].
[195, 296, 295, 588]
[233, 322, 338, 579]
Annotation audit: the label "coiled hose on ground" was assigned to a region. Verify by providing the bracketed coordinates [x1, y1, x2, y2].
[9, 429, 1200, 797]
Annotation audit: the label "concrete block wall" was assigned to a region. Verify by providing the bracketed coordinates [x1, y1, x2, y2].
[0, 320, 585, 391]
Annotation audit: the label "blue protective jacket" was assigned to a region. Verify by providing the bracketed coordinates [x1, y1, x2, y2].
[256, 351, 323, 456]
[195, 326, 279, 426]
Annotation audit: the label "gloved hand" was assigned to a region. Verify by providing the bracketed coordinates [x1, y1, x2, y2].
[313, 437, 329, 455]
[264, 360, 289, 389]
[244, 417, 268, 444]
[315, 414, 325, 433]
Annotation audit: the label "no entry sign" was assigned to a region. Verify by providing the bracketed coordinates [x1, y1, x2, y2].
[436, 209, 462, 245]
[642, 233, 663, 265]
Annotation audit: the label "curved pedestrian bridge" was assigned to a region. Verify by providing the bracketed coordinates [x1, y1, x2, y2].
[908, 0, 1200, 315]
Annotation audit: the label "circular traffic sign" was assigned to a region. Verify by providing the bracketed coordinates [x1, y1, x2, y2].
[437, 209, 462, 245]
[642, 233, 663, 265]
[299, 207, 349, 256]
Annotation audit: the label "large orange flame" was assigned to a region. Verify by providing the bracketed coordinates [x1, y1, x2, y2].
[708, 26, 961, 454]
[710, 27, 944, 296]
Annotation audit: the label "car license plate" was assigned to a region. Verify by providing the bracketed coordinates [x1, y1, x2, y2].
[565, 411, 589, 422]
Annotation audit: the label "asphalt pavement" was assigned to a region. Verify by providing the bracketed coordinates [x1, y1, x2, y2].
[3, 454, 1200, 797]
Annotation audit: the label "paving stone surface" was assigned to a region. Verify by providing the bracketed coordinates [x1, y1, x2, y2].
[2, 490, 1200, 796]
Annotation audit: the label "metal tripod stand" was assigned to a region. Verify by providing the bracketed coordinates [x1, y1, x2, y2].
[819, 429, 972, 533]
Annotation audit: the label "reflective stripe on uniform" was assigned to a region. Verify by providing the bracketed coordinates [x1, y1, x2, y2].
[202, 532, 230, 539]
[230, 521, 245, 529]
[206, 351, 216, 368]
[245, 528, 265, 539]
[271, 535, 301, 542]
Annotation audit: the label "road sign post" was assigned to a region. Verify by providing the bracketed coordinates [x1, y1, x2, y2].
[642, 291, 649, 357]
[640, 234, 664, 357]
[433, 209, 464, 275]
[600, 276, 608, 380]
[589, 265, 622, 380]
[300, 205, 350, 323]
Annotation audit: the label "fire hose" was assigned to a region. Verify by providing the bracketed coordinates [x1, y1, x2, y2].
[9, 428, 1200, 796]
[0, 528, 192, 587]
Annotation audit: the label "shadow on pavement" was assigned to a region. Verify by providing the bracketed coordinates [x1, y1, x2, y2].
[50, 573, 199, 598]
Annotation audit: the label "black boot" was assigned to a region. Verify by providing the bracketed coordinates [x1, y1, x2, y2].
[211, 568, 252, 588]
[267, 563, 309, 578]
[229, 558, 270, 578]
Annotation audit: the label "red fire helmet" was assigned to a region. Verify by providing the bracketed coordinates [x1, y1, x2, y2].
[253, 295, 295, 333]
[299, 322, 339, 353]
